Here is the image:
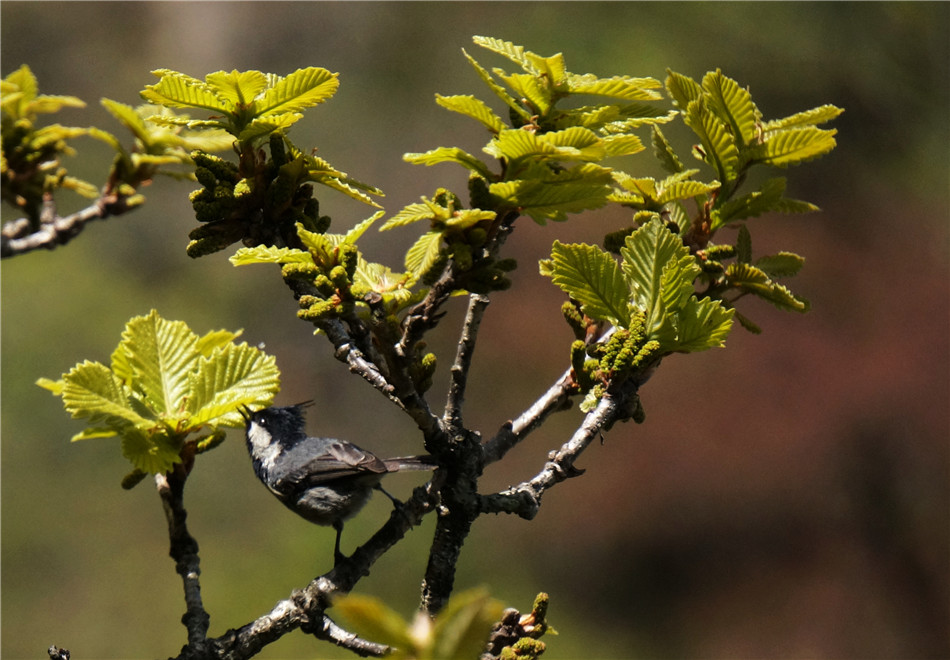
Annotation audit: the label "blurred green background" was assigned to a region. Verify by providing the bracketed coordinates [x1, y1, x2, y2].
[2, 3, 948, 659]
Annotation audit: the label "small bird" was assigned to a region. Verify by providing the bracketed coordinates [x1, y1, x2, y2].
[242, 402, 435, 564]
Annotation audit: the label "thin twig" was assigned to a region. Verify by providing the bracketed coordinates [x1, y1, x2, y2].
[443, 294, 490, 431]
[155, 470, 210, 649]
[1, 192, 137, 258]
[479, 381, 634, 520]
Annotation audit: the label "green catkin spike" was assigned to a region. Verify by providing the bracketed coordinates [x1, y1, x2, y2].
[192, 151, 238, 182]
[329, 265, 349, 290]
[561, 301, 587, 340]
[280, 262, 320, 281]
[603, 227, 636, 254]
[338, 244, 359, 280]
[495, 258, 517, 272]
[297, 298, 338, 322]
[121, 469, 148, 490]
[233, 178, 252, 199]
[194, 166, 217, 189]
[468, 174, 493, 209]
[312, 275, 335, 296]
[451, 242, 473, 271]
[467, 226, 488, 247]
[705, 244, 736, 260]
[189, 187, 212, 203]
[265, 173, 295, 209]
[269, 133, 287, 167]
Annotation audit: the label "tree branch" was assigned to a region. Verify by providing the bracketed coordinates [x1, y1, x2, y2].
[175, 477, 442, 660]
[479, 379, 638, 520]
[481, 367, 577, 466]
[444, 294, 490, 431]
[1, 191, 139, 259]
[155, 468, 211, 650]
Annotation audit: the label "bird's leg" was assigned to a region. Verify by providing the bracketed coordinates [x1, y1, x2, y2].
[333, 519, 345, 566]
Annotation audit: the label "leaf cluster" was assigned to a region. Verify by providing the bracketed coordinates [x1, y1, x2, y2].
[37, 310, 280, 478]
[139, 67, 383, 256]
[1, 65, 97, 223]
[401, 36, 674, 225]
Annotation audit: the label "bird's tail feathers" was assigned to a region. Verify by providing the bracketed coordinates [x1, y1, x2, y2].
[383, 455, 438, 472]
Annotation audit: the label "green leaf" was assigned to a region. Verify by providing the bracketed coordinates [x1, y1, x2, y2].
[404, 147, 493, 178]
[668, 296, 734, 352]
[188, 342, 280, 427]
[343, 210, 385, 244]
[117, 311, 199, 416]
[566, 73, 663, 102]
[196, 328, 244, 356]
[121, 429, 182, 474]
[254, 67, 339, 116]
[750, 126, 838, 167]
[461, 48, 528, 121]
[472, 35, 535, 72]
[236, 113, 303, 143]
[431, 588, 506, 660]
[333, 594, 414, 652]
[684, 98, 739, 182]
[435, 94, 507, 133]
[544, 241, 631, 326]
[61, 361, 151, 430]
[702, 69, 758, 146]
[726, 262, 809, 311]
[141, 69, 230, 114]
[229, 245, 312, 266]
[763, 104, 843, 130]
[620, 218, 698, 344]
[754, 251, 805, 278]
[36, 377, 64, 395]
[652, 125, 683, 174]
[380, 202, 440, 231]
[665, 70, 702, 110]
[489, 163, 613, 223]
[205, 69, 269, 107]
[714, 177, 788, 227]
[736, 224, 752, 263]
[405, 230, 444, 278]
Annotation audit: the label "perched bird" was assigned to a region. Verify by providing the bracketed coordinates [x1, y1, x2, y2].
[242, 402, 435, 563]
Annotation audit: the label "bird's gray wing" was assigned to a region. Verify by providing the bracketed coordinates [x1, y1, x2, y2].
[272, 439, 387, 491]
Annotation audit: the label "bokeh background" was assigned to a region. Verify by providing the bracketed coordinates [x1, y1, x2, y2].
[2, 3, 947, 659]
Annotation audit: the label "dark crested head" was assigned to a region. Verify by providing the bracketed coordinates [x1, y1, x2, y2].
[245, 402, 312, 450]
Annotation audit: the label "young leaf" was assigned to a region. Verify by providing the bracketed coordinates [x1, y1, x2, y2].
[620, 217, 697, 343]
[702, 69, 758, 146]
[61, 361, 151, 430]
[714, 177, 788, 227]
[665, 70, 702, 111]
[141, 69, 230, 114]
[543, 241, 631, 326]
[684, 98, 740, 182]
[205, 69, 269, 107]
[763, 104, 844, 130]
[188, 342, 280, 427]
[726, 262, 809, 311]
[333, 594, 415, 652]
[118, 311, 199, 415]
[667, 296, 734, 352]
[404, 147, 493, 178]
[754, 251, 805, 278]
[229, 246, 312, 266]
[435, 94, 507, 133]
[461, 48, 528, 121]
[566, 73, 663, 102]
[652, 125, 683, 174]
[750, 127, 838, 167]
[405, 231, 444, 278]
[254, 67, 339, 116]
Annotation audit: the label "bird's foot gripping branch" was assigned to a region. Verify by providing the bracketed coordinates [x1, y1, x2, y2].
[24, 35, 841, 659]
